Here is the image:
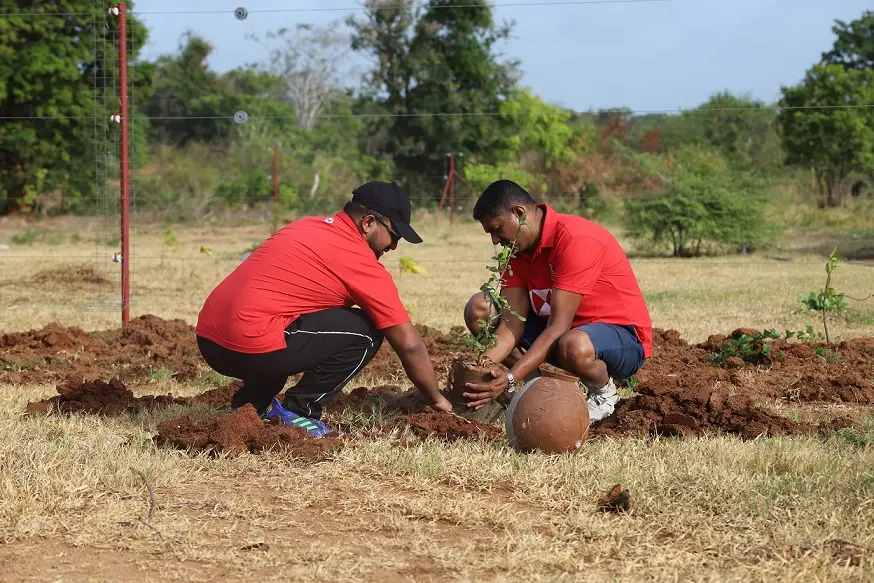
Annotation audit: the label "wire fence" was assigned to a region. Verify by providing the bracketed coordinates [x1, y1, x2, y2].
[1, 2, 873, 326]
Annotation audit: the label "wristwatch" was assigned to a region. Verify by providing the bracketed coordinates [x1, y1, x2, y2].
[506, 371, 518, 395]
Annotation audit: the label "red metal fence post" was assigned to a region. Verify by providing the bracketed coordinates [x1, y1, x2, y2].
[272, 146, 279, 233]
[117, 3, 130, 324]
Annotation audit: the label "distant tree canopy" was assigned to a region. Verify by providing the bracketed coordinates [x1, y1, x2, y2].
[0, 0, 149, 213]
[0, 2, 872, 228]
[779, 9, 874, 207]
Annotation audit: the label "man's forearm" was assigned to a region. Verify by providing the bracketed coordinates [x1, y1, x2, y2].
[397, 342, 443, 403]
[508, 326, 565, 383]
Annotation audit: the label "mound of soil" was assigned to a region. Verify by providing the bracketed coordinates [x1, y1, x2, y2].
[645, 328, 874, 405]
[325, 385, 428, 416]
[31, 265, 111, 286]
[154, 405, 343, 461]
[25, 377, 242, 416]
[1, 315, 204, 384]
[589, 376, 855, 441]
[362, 325, 470, 383]
[398, 407, 505, 443]
[25, 377, 182, 416]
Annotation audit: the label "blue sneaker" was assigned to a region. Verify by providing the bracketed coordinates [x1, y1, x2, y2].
[265, 398, 337, 438]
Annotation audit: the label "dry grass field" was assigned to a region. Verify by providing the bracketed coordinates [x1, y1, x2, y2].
[1, 214, 873, 582]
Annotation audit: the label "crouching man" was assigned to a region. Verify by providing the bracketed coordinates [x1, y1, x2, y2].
[195, 181, 453, 437]
[461, 180, 653, 422]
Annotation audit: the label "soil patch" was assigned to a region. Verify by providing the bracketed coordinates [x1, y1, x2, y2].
[25, 377, 182, 416]
[1, 315, 204, 384]
[30, 265, 112, 286]
[10, 316, 874, 446]
[362, 325, 470, 383]
[589, 377, 855, 440]
[397, 407, 505, 443]
[25, 377, 242, 416]
[154, 405, 343, 461]
[597, 484, 631, 514]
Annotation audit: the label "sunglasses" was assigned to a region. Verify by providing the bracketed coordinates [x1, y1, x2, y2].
[378, 218, 401, 243]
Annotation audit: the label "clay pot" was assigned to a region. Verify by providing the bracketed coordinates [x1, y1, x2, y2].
[505, 376, 590, 454]
[447, 357, 496, 404]
[446, 357, 505, 422]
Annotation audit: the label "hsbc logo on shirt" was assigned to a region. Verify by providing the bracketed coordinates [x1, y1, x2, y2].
[324, 218, 334, 224]
[529, 289, 552, 316]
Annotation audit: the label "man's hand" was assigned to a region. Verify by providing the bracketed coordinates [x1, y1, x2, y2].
[430, 394, 454, 413]
[462, 367, 510, 410]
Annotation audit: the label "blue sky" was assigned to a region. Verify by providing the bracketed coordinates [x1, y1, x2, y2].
[134, 0, 870, 112]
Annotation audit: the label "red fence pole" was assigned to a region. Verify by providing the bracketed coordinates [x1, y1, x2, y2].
[272, 146, 279, 233]
[448, 153, 455, 224]
[117, 3, 130, 324]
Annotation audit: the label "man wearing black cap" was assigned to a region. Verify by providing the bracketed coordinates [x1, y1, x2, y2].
[196, 181, 453, 437]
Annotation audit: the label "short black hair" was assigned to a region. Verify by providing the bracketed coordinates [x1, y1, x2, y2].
[472, 180, 536, 222]
[343, 200, 391, 225]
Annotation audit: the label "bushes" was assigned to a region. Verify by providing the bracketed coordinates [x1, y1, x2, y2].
[623, 147, 779, 257]
[215, 169, 298, 210]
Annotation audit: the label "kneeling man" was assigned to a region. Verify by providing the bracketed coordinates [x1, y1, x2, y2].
[462, 180, 652, 421]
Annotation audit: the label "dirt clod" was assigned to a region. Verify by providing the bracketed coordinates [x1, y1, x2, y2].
[25, 377, 182, 416]
[597, 484, 631, 513]
[154, 405, 344, 461]
[398, 407, 505, 442]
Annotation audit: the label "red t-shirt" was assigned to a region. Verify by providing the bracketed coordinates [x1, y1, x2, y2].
[196, 212, 410, 353]
[503, 204, 653, 358]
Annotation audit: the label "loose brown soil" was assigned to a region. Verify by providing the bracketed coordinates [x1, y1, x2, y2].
[398, 407, 505, 443]
[30, 265, 112, 286]
[1, 315, 203, 384]
[11, 316, 874, 448]
[25, 377, 242, 416]
[154, 405, 344, 461]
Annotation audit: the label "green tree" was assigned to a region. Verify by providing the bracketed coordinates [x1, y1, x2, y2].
[347, 0, 518, 195]
[499, 87, 575, 168]
[693, 91, 782, 172]
[465, 161, 539, 195]
[624, 146, 777, 257]
[821, 10, 874, 71]
[777, 64, 874, 207]
[0, 1, 150, 213]
[627, 92, 782, 173]
[143, 32, 223, 145]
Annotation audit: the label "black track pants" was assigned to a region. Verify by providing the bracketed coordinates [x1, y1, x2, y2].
[197, 307, 384, 419]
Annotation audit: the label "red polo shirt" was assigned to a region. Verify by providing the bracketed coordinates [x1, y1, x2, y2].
[503, 204, 653, 358]
[196, 212, 410, 353]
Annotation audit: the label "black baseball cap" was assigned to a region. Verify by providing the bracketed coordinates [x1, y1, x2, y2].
[351, 181, 423, 244]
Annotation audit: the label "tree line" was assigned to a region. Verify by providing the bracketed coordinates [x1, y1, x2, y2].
[0, 1, 872, 256]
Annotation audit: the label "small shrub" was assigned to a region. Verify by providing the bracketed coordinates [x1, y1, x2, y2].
[705, 329, 782, 365]
[624, 146, 779, 257]
[215, 168, 298, 210]
[465, 214, 529, 361]
[10, 228, 42, 245]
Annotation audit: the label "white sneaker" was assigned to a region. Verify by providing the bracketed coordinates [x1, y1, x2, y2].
[586, 378, 619, 422]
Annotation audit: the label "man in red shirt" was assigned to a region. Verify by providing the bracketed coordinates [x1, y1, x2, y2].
[461, 180, 652, 422]
[196, 181, 453, 436]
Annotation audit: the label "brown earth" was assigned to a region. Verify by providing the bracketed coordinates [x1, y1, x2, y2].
[25, 377, 241, 416]
[11, 316, 874, 449]
[1, 315, 203, 384]
[30, 265, 112, 286]
[154, 404, 344, 461]
[397, 407, 505, 443]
